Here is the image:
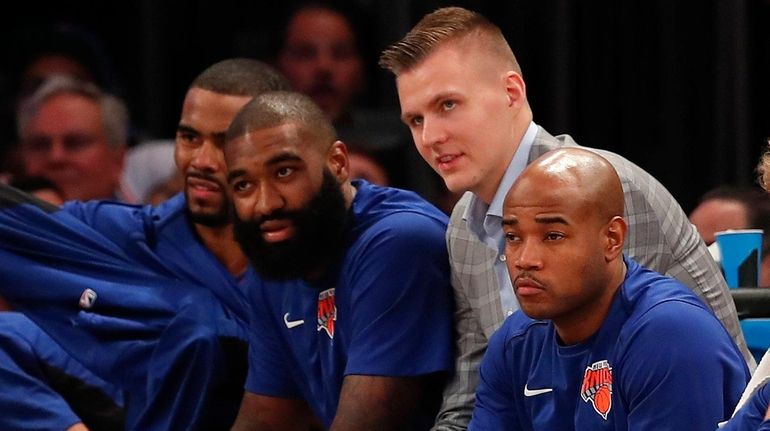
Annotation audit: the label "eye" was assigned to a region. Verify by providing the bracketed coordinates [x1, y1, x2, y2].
[410, 116, 424, 127]
[442, 100, 457, 111]
[505, 232, 521, 243]
[276, 167, 294, 179]
[545, 232, 565, 241]
[232, 180, 252, 193]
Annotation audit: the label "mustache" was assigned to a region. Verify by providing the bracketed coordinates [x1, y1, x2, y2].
[513, 272, 546, 288]
[185, 171, 224, 188]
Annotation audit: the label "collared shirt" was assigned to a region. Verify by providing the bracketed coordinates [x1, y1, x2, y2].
[463, 121, 538, 317]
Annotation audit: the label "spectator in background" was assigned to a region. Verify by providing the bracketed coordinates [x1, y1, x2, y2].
[689, 185, 770, 286]
[273, 0, 449, 207]
[16, 76, 133, 202]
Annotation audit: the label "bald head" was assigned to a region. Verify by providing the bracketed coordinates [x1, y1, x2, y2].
[510, 148, 624, 224]
[226, 91, 337, 153]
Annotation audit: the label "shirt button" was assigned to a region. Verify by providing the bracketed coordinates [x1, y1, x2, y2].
[507, 310, 514, 316]
[499, 254, 506, 262]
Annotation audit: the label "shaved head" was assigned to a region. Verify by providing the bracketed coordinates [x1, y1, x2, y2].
[226, 91, 337, 154]
[511, 148, 624, 224]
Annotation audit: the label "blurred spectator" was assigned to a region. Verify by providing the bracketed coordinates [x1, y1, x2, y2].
[348, 147, 389, 186]
[273, 1, 448, 207]
[689, 185, 770, 286]
[121, 139, 177, 203]
[15, 76, 133, 202]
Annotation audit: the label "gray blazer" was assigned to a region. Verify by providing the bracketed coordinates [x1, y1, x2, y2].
[432, 127, 753, 430]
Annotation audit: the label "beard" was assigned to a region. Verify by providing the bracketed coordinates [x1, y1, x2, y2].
[184, 174, 231, 227]
[233, 170, 352, 280]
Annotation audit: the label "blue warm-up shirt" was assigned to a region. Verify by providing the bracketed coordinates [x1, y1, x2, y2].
[245, 180, 454, 428]
[470, 257, 749, 431]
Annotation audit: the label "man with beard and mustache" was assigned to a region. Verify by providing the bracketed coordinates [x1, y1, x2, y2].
[0, 59, 290, 430]
[225, 91, 453, 431]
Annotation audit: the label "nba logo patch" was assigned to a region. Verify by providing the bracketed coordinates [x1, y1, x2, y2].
[317, 288, 336, 339]
[580, 359, 613, 420]
[79, 288, 97, 309]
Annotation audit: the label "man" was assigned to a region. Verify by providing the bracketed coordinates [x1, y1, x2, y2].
[469, 148, 749, 430]
[379, 6, 753, 429]
[276, 1, 446, 207]
[224, 91, 453, 430]
[0, 58, 289, 430]
[16, 76, 133, 201]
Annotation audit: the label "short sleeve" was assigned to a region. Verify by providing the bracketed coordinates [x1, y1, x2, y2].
[343, 212, 453, 377]
[619, 300, 749, 431]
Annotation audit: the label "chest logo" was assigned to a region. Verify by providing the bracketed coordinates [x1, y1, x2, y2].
[580, 359, 613, 420]
[317, 288, 336, 339]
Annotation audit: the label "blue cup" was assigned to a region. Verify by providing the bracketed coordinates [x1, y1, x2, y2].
[715, 229, 763, 288]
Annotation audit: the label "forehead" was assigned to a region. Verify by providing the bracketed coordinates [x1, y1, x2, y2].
[395, 38, 499, 105]
[225, 122, 319, 166]
[286, 8, 355, 45]
[28, 93, 102, 131]
[504, 175, 585, 217]
[180, 88, 251, 131]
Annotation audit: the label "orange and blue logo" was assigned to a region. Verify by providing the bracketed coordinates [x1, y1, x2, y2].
[580, 360, 613, 420]
[317, 288, 336, 339]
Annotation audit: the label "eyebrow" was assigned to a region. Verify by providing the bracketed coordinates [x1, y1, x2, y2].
[266, 153, 302, 166]
[177, 124, 227, 142]
[400, 91, 459, 124]
[176, 124, 198, 134]
[501, 215, 570, 226]
[227, 169, 246, 183]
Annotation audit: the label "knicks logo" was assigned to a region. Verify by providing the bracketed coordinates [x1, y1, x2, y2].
[580, 360, 613, 420]
[317, 288, 337, 339]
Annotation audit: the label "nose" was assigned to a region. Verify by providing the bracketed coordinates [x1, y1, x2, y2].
[47, 140, 68, 163]
[512, 239, 543, 271]
[420, 117, 447, 150]
[190, 140, 221, 173]
[254, 182, 285, 217]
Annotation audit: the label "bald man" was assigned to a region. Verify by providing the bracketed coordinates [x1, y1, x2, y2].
[469, 148, 749, 431]
[225, 91, 453, 430]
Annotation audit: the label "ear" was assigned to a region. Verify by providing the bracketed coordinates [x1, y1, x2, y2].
[604, 216, 627, 262]
[326, 141, 350, 183]
[503, 71, 526, 108]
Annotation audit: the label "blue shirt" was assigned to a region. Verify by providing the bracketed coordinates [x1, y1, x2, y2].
[245, 181, 454, 428]
[0, 189, 250, 430]
[470, 257, 749, 431]
[464, 121, 538, 317]
[723, 382, 770, 431]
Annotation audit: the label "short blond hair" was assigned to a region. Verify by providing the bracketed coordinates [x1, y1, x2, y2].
[379, 6, 519, 75]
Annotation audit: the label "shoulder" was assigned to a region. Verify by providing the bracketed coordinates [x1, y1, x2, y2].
[491, 311, 549, 351]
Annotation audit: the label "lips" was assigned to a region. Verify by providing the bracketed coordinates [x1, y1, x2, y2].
[259, 219, 295, 243]
[435, 153, 462, 172]
[514, 275, 545, 297]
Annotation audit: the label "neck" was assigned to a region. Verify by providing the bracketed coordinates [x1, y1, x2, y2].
[342, 180, 357, 210]
[554, 260, 627, 345]
[476, 115, 532, 204]
[194, 222, 248, 277]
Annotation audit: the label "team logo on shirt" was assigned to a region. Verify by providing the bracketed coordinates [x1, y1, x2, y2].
[580, 359, 613, 420]
[317, 288, 336, 339]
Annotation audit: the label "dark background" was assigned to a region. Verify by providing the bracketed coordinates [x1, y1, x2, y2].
[2, 0, 769, 212]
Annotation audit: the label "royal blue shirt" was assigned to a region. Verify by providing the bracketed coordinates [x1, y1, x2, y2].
[470, 257, 749, 431]
[245, 180, 454, 428]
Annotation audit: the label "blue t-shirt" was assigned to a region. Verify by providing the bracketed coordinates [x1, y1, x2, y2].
[470, 257, 750, 431]
[0, 188, 250, 430]
[245, 180, 454, 428]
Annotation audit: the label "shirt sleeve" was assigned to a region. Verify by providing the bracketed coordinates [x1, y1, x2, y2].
[468, 324, 520, 430]
[721, 383, 770, 431]
[343, 212, 454, 377]
[244, 280, 302, 398]
[619, 300, 750, 431]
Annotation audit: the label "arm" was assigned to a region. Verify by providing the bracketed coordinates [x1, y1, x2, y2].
[621, 301, 749, 430]
[231, 392, 314, 431]
[330, 374, 443, 431]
